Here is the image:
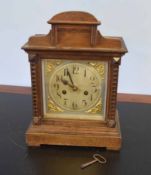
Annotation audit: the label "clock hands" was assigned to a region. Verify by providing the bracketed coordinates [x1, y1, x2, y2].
[61, 76, 78, 91]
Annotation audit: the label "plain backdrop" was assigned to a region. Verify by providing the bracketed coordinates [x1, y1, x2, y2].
[0, 0, 151, 95]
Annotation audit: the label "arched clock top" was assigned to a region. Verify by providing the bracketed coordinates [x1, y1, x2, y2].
[22, 11, 127, 56]
[48, 11, 101, 25]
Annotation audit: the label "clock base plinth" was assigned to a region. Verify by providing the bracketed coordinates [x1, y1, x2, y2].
[26, 112, 121, 151]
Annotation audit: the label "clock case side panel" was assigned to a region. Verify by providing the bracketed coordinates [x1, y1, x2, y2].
[28, 54, 43, 125]
[106, 57, 121, 128]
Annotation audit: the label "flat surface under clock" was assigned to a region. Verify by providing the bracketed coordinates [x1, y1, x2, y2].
[0, 92, 151, 175]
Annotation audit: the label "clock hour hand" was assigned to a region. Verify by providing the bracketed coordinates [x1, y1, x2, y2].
[61, 78, 69, 85]
[61, 77, 78, 91]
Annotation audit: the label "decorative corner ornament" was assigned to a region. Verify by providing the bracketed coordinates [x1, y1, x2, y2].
[48, 100, 64, 112]
[86, 100, 102, 114]
[113, 57, 120, 62]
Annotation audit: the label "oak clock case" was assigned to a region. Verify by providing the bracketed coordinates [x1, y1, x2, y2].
[22, 11, 127, 150]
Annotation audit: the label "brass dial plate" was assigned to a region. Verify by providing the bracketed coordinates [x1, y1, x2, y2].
[42, 59, 108, 120]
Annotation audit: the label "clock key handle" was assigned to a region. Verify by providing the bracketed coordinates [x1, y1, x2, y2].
[80, 154, 107, 169]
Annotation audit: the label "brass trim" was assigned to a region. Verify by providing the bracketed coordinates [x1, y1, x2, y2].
[113, 57, 120, 62]
[89, 62, 105, 79]
[48, 100, 64, 112]
[86, 100, 102, 113]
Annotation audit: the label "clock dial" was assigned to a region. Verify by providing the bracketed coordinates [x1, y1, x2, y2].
[49, 63, 101, 112]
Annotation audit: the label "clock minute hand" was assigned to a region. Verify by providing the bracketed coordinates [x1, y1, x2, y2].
[67, 70, 74, 86]
[67, 70, 78, 91]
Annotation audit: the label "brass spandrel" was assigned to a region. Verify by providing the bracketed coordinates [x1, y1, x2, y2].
[89, 62, 105, 79]
[86, 100, 102, 114]
[48, 100, 64, 112]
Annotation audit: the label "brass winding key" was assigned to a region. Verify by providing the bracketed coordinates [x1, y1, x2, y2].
[81, 154, 107, 169]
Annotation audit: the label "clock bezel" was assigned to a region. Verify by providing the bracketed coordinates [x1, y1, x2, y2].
[42, 59, 108, 120]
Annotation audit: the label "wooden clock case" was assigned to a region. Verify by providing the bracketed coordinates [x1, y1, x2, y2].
[22, 11, 127, 150]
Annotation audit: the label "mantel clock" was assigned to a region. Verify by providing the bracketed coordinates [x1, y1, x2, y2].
[22, 11, 127, 150]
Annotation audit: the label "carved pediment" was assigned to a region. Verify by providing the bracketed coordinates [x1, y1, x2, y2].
[22, 11, 127, 55]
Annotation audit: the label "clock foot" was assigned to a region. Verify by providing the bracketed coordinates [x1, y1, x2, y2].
[107, 119, 116, 128]
[33, 116, 41, 125]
